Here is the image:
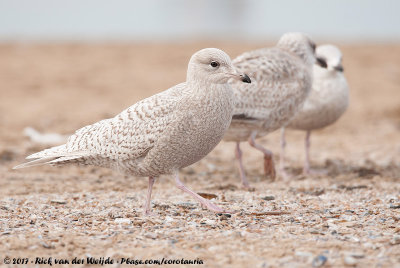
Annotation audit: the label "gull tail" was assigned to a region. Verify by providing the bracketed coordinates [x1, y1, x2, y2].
[13, 144, 90, 169]
[13, 157, 61, 169]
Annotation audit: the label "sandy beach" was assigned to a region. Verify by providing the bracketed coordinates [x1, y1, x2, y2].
[0, 43, 399, 267]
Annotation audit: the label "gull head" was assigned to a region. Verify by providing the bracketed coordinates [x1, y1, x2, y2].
[187, 48, 251, 84]
[315, 44, 344, 73]
[277, 32, 317, 67]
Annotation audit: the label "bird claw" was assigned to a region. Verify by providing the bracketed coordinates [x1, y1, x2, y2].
[279, 168, 291, 181]
[199, 200, 226, 213]
[241, 183, 255, 192]
[143, 209, 157, 217]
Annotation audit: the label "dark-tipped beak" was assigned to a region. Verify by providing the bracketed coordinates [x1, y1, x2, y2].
[334, 65, 344, 72]
[316, 57, 328, 68]
[240, 74, 251, 83]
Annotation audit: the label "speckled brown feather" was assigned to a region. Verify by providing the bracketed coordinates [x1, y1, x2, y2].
[14, 48, 238, 178]
[224, 34, 315, 142]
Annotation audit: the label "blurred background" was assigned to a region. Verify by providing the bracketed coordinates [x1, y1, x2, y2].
[0, 0, 399, 42]
[0, 0, 399, 155]
[0, 0, 399, 159]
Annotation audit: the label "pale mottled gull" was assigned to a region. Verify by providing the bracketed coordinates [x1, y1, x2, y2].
[223, 32, 316, 188]
[23, 127, 68, 146]
[280, 44, 349, 175]
[14, 48, 251, 215]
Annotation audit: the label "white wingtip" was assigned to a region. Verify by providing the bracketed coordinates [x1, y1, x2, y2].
[12, 157, 58, 169]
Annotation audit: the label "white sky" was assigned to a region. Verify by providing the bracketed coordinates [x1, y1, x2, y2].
[0, 0, 399, 42]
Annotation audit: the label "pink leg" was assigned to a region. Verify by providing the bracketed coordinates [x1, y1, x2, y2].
[248, 131, 276, 180]
[175, 174, 226, 213]
[279, 128, 290, 180]
[144, 177, 155, 215]
[303, 131, 311, 174]
[235, 142, 251, 189]
[303, 131, 327, 176]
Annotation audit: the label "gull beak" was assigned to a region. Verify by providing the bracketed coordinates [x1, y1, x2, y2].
[226, 66, 251, 83]
[316, 57, 328, 68]
[227, 70, 251, 84]
[240, 73, 251, 83]
[334, 64, 344, 72]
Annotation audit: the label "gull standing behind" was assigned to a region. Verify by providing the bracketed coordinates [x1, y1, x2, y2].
[14, 48, 251, 215]
[223, 33, 316, 188]
[280, 44, 349, 176]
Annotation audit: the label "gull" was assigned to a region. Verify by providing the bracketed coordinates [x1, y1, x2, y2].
[14, 48, 251, 215]
[23, 127, 68, 146]
[280, 44, 349, 176]
[223, 33, 316, 188]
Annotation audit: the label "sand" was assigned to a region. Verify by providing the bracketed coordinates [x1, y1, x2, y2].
[0, 42, 399, 267]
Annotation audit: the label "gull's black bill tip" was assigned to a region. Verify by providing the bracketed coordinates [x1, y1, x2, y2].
[241, 74, 251, 83]
[334, 65, 344, 72]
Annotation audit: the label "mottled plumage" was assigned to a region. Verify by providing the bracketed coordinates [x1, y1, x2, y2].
[223, 33, 316, 188]
[14, 48, 251, 214]
[281, 44, 349, 175]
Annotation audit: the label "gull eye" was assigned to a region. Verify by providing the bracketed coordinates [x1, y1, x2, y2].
[210, 61, 220, 68]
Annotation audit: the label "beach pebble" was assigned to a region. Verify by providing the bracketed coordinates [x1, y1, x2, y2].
[312, 255, 327, 267]
[114, 218, 131, 224]
[390, 235, 400, 245]
[262, 196, 275, 201]
[344, 256, 357, 266]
